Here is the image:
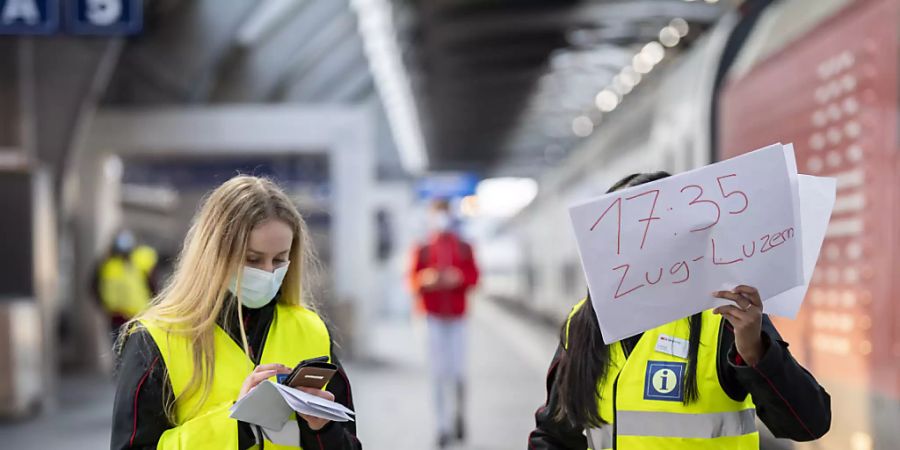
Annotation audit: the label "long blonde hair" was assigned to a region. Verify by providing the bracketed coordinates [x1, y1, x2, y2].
[120, 175, 318, 421]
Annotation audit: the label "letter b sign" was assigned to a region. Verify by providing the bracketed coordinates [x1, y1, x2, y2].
[68, 0, 141, 35]
[85, 0, 121, 26]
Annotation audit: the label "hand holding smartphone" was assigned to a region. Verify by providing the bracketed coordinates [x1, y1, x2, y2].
[280, 356, 337, 390]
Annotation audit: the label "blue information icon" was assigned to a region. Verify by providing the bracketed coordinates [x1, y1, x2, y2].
[644, 360, 686, 401]
[0, 0, 60, 35]
[66, 0, 142, 35]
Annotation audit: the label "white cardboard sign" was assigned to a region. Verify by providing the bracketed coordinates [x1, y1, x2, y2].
[569, 143, 806, 343]
[764, 174, 836, 318]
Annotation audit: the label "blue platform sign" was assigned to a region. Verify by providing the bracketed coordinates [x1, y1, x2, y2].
[66, 0, 142, 35]
[416, 172, 480, 200]
[0, 0, 60, 35]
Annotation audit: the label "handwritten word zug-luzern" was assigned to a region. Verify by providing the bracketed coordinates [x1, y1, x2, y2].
[590, 174, 749, 255]
[612, 227, 795, 299]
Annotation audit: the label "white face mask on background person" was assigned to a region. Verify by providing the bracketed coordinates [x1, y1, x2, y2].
[114, 231, 136, 253]
[229, 262, 290, 309]
[430, 212, 452, 232]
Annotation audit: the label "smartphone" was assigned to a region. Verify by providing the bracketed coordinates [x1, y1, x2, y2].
[282, 356, 337, 390]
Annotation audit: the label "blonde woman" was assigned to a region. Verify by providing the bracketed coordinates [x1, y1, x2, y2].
[111, 176, 360, 449]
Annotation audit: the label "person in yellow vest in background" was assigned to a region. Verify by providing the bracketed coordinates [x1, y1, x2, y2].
[94, 230, 160, 337]
[528, 172, 832, 450]
[111, 176, 361, 450]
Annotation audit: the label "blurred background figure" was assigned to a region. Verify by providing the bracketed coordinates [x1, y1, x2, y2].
[92, 230, 159, 339]
[409, 198, 479, 448]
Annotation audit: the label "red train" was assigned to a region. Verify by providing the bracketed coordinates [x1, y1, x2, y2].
[721, 0, 899, 449]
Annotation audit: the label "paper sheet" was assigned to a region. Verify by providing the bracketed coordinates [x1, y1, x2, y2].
[260, 420, 302, 447]
[273, 383, 355, 422]
[763, 175, 836, 317]
[569, 143, 810, 343]
[229, 380, 356, 432]
[229, 380, 293, 430]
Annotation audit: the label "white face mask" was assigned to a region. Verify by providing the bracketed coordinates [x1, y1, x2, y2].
[229, 263, 289, 309]
[430, 212, 452, 232]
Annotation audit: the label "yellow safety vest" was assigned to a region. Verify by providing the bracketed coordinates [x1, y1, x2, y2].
[141, 304, 331, 450]
[99, 246, 157, 318]
[566, 299, 758, 450]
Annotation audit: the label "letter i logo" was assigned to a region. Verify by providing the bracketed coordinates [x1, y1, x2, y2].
[644, 361, 685, 401]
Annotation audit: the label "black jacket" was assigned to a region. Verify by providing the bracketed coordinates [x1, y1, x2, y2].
[111, 300, 361, 450]
[528, 314, 831, 448]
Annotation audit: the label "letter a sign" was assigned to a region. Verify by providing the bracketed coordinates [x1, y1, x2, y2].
[0, 0, 59, 35]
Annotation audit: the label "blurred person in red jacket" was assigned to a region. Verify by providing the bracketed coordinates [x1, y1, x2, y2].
[408, 198, 479, 448]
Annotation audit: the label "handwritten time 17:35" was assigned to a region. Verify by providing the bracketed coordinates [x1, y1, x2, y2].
[588, 173, 795, 299]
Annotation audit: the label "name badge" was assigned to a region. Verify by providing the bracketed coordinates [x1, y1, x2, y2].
[654, 334, 689, 359]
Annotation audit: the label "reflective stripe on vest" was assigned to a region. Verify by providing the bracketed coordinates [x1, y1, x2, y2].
[141, 304, 331, 450]
[566, 299, 758, 449]
[616, 409, 756, 438]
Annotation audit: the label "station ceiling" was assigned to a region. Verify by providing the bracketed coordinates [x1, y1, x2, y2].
[103, 0, 372, 105]
[399, 0, 727, 174]
[100, 0, 728, 176]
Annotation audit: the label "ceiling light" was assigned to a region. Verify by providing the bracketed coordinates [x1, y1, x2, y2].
[632, 53, 653, 74]
[670, 18, 690, 37]
[659, 26, 680, 47]
[705, 0, 719, 3]
[620, 66, 642, 86]
[595, 89, 620, 112]
[612, 75, 634, 95]
[572, 116, 594, 137]
[352, 0, 428, 173]
[475, 178, 539, 218]
[642, 42, 666, 65]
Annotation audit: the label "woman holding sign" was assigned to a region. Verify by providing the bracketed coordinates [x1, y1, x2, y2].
[529, 172, 831, 450]
[111, 176, 360, 450]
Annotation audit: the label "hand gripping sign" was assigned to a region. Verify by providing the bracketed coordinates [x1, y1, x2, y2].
[569, 143, 834, 343]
